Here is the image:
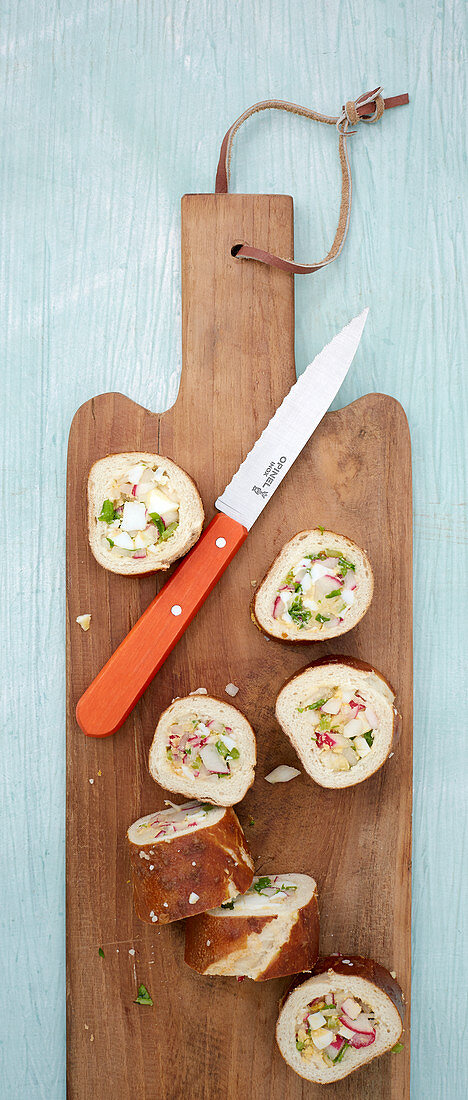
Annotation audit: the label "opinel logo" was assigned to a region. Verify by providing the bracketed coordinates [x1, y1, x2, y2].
[252, 457, 287, 497]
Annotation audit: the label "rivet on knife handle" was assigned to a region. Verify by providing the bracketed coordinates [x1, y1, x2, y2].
[75, 513, 248, 738]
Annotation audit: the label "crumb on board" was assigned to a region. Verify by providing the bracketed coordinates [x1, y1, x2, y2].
[188, 892, 199, 904]
[225, 683, 239, 697]
[76, 614, 91, 631]
[189, 687, 208, 695]
[250, 580, 257, 587]
[129, 948, 136, 955]
[88, 778, 94, 785]
[390, 970, 397, 979]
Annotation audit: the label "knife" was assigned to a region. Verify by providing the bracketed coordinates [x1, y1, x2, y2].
[76, 309, 368, 737]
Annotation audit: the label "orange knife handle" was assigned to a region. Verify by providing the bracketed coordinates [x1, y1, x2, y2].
[75, 513, 248, 738]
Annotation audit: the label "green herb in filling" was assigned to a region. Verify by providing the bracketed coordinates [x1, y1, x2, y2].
[296, 1040, 306, 1051]
[106, 537, 115, 548]
[149, 512, 165, 537]
[363, 730, 374, 747]
[253, 876, 272, 893]
[289, 596, 312, 628]
[298, 696, 329, 713]
[166, 748, 173, 761]
[221, 899, 235, 910]
[98, 499, 117, 523]
[325, 589, 342, 599]
[159, 521, 178, 541]
[332, 1040, 349, 1064]
[315, 613, 330, 623]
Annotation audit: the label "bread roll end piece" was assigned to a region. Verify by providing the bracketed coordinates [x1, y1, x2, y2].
[184, 873, 319, 981]
[276, 656, 401, 789]
[251, 530, 373, 643]
[127, 802, 254, 923]
[87, 451, 204, 575]
[148, 695, 256, 807]
[276, 955, 405, 1083]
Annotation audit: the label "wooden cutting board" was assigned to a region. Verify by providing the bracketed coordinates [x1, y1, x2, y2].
[66, 195, 412, 1099]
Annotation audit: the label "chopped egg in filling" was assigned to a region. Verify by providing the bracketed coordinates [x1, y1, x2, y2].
[273, 550, 357, 630]
[297, 687, 377, 772]
[98, 462, 180, 559]
[166, 715, 240, 780]
[295, 989, 378, 1066]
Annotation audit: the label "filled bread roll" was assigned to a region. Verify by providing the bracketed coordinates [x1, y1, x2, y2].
[148, 696, 256, 807]
[276, 955, 405, 1083]
[128, 801, 254, 924]
[184, 873, 319, 981]
[87, 452, 204, 575]
[251, 529, 373, 642]
[276, 657, 400, 788]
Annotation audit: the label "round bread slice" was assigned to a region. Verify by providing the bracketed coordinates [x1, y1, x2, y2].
[276, 955, 405, 1083]
[251, 529, 373, 642]
[148, 695, 256, 807]
[184, 873, 319, 981]
[127, 801, 254, 924]
[87, 451, 204, 575]
[276, 657, 400, 789]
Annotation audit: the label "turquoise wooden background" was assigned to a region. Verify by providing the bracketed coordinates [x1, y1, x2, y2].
[1, 1, 466, 1097]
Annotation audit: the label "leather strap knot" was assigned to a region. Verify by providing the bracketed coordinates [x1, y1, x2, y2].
[336, 87, 385, 134]
[215, 88, 409, 275]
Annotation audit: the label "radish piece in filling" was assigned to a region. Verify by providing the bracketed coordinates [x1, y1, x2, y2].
[295, 989, 377, 1065]
[297, 686, 376, 773]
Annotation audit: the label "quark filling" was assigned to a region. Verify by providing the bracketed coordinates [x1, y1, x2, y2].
[220, 875, 298, 910]
[295, 990, 377, 1066]
[98, 461, 180, 559]
[166, 715, 240, 780]
[298, 686, 377, 773]
[273, 550, 357, 631]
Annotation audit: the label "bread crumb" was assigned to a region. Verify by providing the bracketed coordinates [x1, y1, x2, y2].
[76, 614, 91, 631]
[88, 778, 94, 785]
[225, 683, 239, 697]
[188, 892, 199, 904]
[191, 861, 196, 866]
[129, 948, 136, 955]
[163, 902, 168, 908]
[149, 865, 154, 871]
[390, 970, 397, 979]
[84, 1024, 89, 1030]
[90, 1035, 94, 1042]
[189, 688, 208, 695]
[206, 940, 211, 946]
[250, 580, 257, 587]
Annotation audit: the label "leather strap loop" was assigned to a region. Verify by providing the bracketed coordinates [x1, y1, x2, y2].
[215, 90, 409, 275]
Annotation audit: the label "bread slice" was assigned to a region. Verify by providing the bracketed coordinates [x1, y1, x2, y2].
[148, 695, 256, 807]
[184, 873, 319, 981]
[251, 529, 373, 642]
[87, 451, 204, 575]
[276, 657, 399, 789]
[127, 801, 254, 924]
[276, 955, 405, 1083]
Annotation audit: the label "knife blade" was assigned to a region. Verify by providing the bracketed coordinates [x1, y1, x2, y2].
[76, 309, 368, 737]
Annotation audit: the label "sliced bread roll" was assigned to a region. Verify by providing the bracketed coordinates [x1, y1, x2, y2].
[127, 800, 254, 924]
[276, 955, 405, 1083]
[88, 451, 204, 575]
[184, 873, 319, 981]
[251, 529, 373, 642]
[276, 657, 400, 788]
[148, 695, 256, 807]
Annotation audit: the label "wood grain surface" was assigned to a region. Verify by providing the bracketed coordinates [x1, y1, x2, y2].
[66, 195, 412, 1099]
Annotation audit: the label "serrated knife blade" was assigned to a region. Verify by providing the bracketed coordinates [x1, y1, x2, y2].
[215, 308, 369, 529]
